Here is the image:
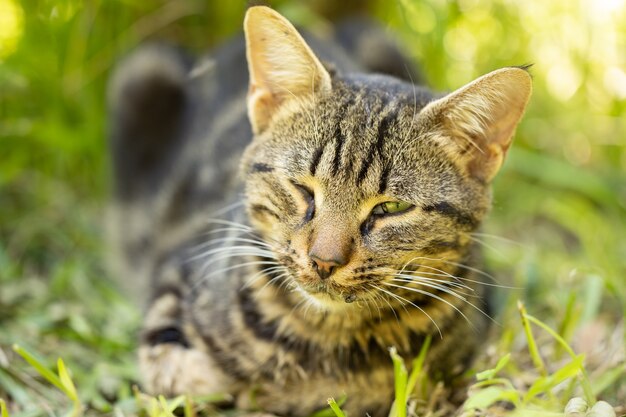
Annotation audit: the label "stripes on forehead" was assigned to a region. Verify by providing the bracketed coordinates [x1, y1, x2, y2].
[331, 96, 355, 176]
[356, 107, 397, 192]
[309, 94, 356, 176]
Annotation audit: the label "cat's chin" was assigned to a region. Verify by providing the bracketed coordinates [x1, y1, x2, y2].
[294, 285, 361, 312]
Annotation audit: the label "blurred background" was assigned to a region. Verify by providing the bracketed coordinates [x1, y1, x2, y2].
[1, 0, 625, 413]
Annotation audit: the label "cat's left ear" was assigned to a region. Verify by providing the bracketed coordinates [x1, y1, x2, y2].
[244, 6, 332, 134]
[421, 67, 532, 183]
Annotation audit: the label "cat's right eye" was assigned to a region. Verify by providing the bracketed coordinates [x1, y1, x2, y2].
[294, 184, 315, 221]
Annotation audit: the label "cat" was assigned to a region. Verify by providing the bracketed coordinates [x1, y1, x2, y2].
[107, 6, 531, 416]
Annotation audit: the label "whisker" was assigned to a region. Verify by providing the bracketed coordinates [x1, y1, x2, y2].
[392, 275, 472, 297]
[467, 235, 505, 257]
[369, 292, 384, 322]
[289, 297, 310, 320]
[197, 261, 282, 287]
[390, 278, 479, 302]
[207, 201, 246, 218]
[470, 232, 523, 246]
[391, 272, 473, 291]
[412, 257, 520, 289]
[383, 282, 478, 331]
[258, 271, 292, 294]
[369, 284, 402, 324]
[243, 265, 289, 289]
[204, 216, 286, 246]
[192, 249, 278, 285]
[190, 245, 275, 262]
[205, 218, 253, 231]
[370, 284, 442, 338]
[194, 236, 275, 251]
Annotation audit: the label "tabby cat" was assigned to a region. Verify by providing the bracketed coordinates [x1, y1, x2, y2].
[108, 6, 531, 416]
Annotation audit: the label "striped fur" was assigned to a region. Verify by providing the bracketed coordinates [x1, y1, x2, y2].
[108, 6, 531, 417]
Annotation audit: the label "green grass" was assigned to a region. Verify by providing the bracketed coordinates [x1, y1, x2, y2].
[1, 0, 625, 416]
[2, 301, 622, 416]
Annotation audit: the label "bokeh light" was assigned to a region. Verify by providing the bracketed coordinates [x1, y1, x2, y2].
[0, 0, 24, 59]
[392, 0, 626, 170]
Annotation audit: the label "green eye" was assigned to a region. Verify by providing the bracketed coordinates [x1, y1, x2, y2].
[372, 201, 414, 216]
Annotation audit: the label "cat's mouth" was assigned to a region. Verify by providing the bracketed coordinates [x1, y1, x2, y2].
[295, 279, 362, 307]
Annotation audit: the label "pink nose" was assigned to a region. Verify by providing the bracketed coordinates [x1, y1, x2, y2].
[309, 254, 347, 280]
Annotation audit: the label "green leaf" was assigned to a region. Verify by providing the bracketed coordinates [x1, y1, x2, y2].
[1, 398, 9, 417]
[311, 396, 347, 417]
[525, 314, 594, 403]
[158, 395, 176, 417]
[389, 347, 408, 417]
[327, 398, 347, 417]
[518, 302, 547, 377]
[57, 358, 79, 402]
[476, 353, 511, 381]
[524, 355, 585, 402]
[463, 386, 520, 410]
[12, 344, 65, 393]
[406, 336, 431, 396]
[184, 396, 194, 417]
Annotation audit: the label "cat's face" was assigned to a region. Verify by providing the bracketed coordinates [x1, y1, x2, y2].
[241, 6, 531, 310]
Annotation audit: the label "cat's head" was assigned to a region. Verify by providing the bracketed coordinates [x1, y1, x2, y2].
[240, 6, 531, 310]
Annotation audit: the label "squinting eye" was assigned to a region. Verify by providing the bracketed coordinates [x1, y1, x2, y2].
[294, 184, 315, 221]
[371, 201, 413, 216]
[294, 184, 314, 202]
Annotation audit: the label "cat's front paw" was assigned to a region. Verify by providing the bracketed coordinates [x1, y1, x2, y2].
[139, 342, 230, 396]
[564, 397, 616, 417]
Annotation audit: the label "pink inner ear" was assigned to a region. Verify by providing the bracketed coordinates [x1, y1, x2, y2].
[467, 143, 504, 183]
[432, 69, 531, 182]
[244, 6, 333, 134]
[488, 113, 518, 149]
[247, 82, 277, 134]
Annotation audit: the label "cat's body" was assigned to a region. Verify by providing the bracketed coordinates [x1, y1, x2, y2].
[108, 7, 531, 416]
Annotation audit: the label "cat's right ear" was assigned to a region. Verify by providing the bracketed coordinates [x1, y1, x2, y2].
[420, 67, 532, 183]
[244, 6, 332, 134]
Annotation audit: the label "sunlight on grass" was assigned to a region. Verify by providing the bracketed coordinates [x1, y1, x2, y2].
[0, 0, 23, 59]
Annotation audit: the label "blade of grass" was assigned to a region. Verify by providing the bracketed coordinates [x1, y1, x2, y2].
[1, 398, 9, 417]
[523, 355, 584, 402]
[463, 386, 520, 411]
[525, 314, 594, 403]
[555, 292, 578, 358]
[406, 335, 431, 396]
[57, 358, 79, 403]
[517, 302, 547, 377]
[184, 396, 195, 417]
[327, 398, 347, 417]
[158, 395, 175, 417]
[476, 353, 511, 381]
[57, 358, 82, 417]
[12, 344, 66, 394]
[389, 347, 408, 417]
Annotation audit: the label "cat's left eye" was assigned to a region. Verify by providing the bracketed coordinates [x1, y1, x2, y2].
[371, 201, 413, 216]
[294, 184, 315, 221]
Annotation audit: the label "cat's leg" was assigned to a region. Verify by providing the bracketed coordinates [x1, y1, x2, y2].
[139, 302, 230, 395]
[138, 255, 234, 396]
